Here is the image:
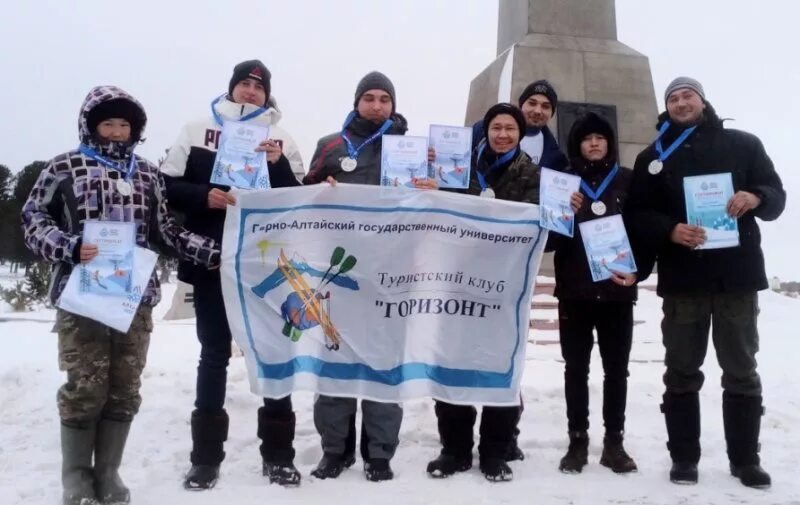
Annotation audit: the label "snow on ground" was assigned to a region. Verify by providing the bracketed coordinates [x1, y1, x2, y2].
[1, 282, 799, 504]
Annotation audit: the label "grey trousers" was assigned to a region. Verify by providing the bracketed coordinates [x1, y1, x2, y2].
[314, 395, 402, 460]
[661, 291, 762, 397]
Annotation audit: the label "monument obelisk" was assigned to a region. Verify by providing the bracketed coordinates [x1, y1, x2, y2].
[465, 0, 658, 168]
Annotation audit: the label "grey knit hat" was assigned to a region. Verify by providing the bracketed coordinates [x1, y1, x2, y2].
[354, 71, 396, 112]
[664, 76, 705, 104]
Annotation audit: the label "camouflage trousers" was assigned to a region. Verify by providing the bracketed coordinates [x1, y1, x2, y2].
[55, 306, 153, 427]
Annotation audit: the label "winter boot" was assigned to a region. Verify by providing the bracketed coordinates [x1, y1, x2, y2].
[505, 401, 525, 462]
[311, 452, 355, 479]
[479, 457, 513, 482]
[661, 392, 700, 485]
[61, 422, 98, 505]
[723, 393, 771, 489]
[257, 408, 300, 486]
[426, 454, 472, 478]
[558, 430, 589, 474]
[93, 419, 131, 504]
[183, 409, 229, 491]
[364, 458, 394, 482]
[599, 431, 637, 474]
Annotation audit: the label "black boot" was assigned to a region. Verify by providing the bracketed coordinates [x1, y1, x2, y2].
[599, 431, 637, 474]
[505, 399, 525, 462]
[184, 409, 229, 491]
[258, 408, 300, 486]
[479, 458, 513, 482]
[61, 422, 98, 505]
[661, 393, 700, 485]
[427, 402, 476, 478]
[311, 452, 356, 479]
[723, 393, 771, 489]
[93, 419, 132, 503]
[478, 407, 517, 482]
[559, 431, 589, 474]
[364, 458, 394, 482]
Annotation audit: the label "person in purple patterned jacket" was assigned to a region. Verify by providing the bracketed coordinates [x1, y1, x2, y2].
[21, 85, 220, 505]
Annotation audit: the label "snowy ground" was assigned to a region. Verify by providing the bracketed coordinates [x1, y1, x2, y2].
[1, 276, 799, 504]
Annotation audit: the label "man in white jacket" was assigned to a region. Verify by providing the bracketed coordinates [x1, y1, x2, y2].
[160, 59, 305, 489]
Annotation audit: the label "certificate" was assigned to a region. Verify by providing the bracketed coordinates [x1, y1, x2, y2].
[683, 173, 739, 249]
[80, 221, 136, 296]
[380, 135, 429, 188]
[210, 121, 271, 190]
[579, 215, 637, 283]
[429, 125, 472, 189]
[540, 167, 581, 237]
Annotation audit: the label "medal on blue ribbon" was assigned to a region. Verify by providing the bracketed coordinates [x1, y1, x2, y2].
[580, 163, 619, 216]
[339, 111, 393, 172]
[78, 144, 137, 196]
[649, 121, 697, 175]
[475, 142, 517, 198]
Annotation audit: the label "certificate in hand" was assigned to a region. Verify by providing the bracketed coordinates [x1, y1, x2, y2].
[210, 121, 271, 190]
[579, 215, 637, 283]
[540, 167, 581, 237]
[429, 125, 472, 189]
[683, 172, 739, 250]
[380, 135, 429, 188]
[80, 220, 136, 296]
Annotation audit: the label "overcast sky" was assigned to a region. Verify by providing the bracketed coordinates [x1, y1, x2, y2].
[1, 0, 798, 279]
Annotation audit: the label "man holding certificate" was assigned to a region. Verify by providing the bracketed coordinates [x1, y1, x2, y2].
[626, 77, 785, 488]
[160, 60, 304, 489]
[546, 112, 644, 476]
[21, 86, 220, 505]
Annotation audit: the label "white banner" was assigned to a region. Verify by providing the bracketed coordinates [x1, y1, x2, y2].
[221, 184, 546, 405]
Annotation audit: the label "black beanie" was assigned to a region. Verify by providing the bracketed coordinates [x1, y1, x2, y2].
[354, 71, 396, 113]
[228, 59, 271, 106]
[483, 103, 527, 144]
[518, 79, 558, 113]
[87, 98, 146, 143]
[567, 112, 617, 162]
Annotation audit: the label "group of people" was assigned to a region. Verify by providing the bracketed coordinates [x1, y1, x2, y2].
[20, 57, 784, 504]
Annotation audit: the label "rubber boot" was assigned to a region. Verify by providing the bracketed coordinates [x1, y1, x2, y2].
[93, 419, 132, 504]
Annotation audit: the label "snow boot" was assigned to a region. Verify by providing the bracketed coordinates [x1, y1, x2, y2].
[183, 409, 228, 490]
[61, 422, 98, 505]
[93, 419, 131, 504]
[311, 452, 355, 480]
[426, 454, 472, 478]
[662, 392, 700, 485]
[559, 430, 589, 474]
[599, 431, 637, 474]
[364, 458, 394, 482]
[723, 393, 771, 489]
[258, 408, 300, 486]
[479, 457, 513, 482]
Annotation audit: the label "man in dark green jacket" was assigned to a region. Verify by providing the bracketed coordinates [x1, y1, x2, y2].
[626, 77, 785, 489]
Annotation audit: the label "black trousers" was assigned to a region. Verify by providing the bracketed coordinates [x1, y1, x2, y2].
[433, 401, 519, 460]
[558, 300, 633, 433]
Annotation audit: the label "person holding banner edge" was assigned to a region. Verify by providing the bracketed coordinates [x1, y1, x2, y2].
[21, 85, 220, 505]
[160, 60, 305, 489]
[546, 112, 647, 475]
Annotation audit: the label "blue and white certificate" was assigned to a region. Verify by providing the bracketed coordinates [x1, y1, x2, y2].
[579, 215, 637, 282]
[683, 173, 739, 249]
[540, 167, 581, 237]
[80, 221, 136, 296]
[429, 125, 472, 189]
[380, 135, 429, 188]
[210, 121, 270, 190]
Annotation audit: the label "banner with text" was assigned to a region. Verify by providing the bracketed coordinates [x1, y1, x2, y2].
[221, 184, 547, 405]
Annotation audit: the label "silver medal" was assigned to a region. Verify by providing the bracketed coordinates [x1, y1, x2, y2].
[116, 179, 132, 196]
[648, 159, 663, 175]
[480, 188, 495, 199]
[340, 157, 358, 172]
[591, 200, 607, 216]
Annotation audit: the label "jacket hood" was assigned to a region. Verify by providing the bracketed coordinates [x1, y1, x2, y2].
[79, 85, 147, 161]
[567, 112, 617, 169]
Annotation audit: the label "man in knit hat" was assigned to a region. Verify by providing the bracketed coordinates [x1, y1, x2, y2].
[626, 77, 785, 489]
[160, 59, 305, 489]
[303, 71, 434, 482]
[472, 79, 568, 171]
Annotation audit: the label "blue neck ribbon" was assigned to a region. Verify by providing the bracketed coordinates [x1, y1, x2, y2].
[654, 121, 697, 162]
[475, 142, 517, 191]
[340, 111, 394, 160]
[211, 94, 267, 127]
[78, 144, 137, 181]
[580, 163, 619, 202]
